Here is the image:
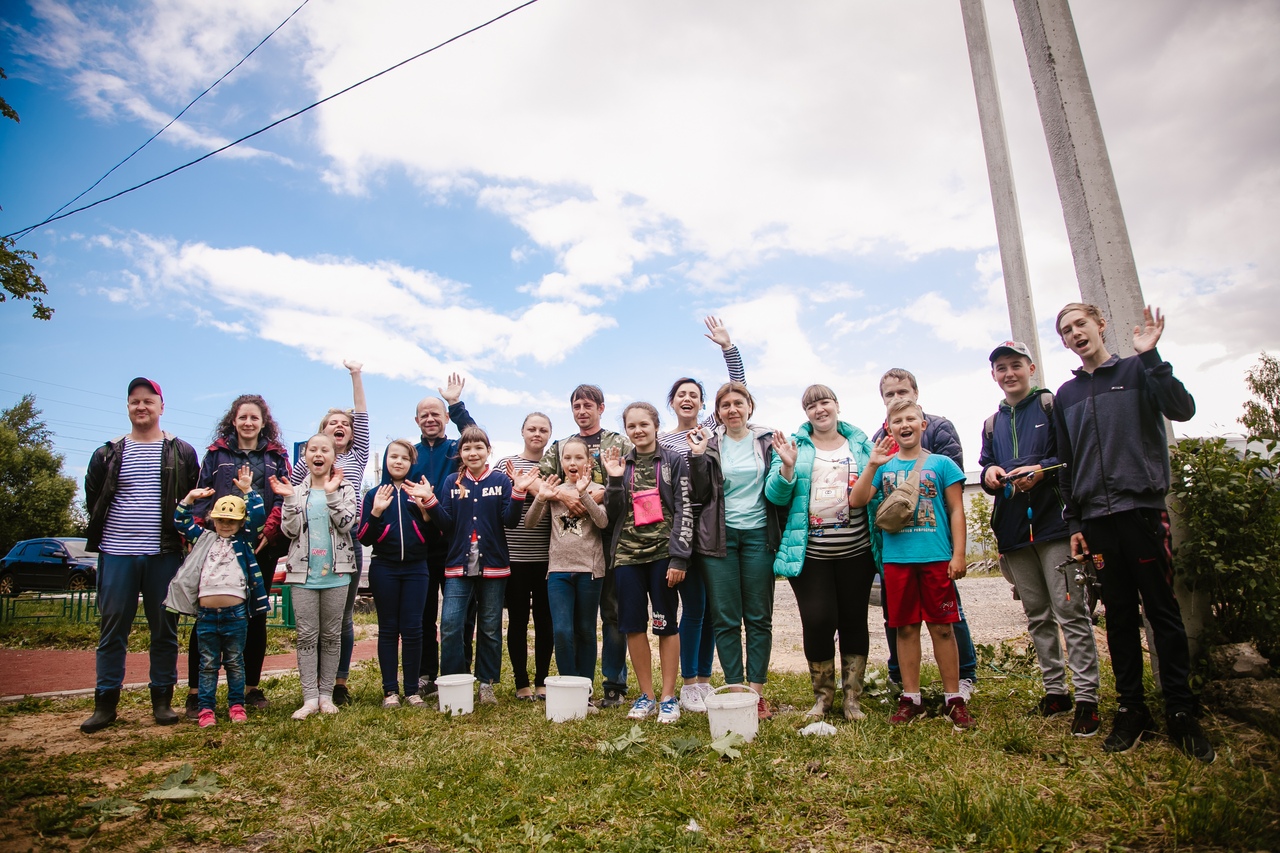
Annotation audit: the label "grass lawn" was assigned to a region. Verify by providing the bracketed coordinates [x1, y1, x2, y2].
[1, 644, 1276, 853]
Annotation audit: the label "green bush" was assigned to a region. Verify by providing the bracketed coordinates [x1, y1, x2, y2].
[1170, 436, 1280, 659]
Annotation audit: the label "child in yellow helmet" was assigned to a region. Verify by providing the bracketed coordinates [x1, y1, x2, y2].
[164, 465, 270, 727]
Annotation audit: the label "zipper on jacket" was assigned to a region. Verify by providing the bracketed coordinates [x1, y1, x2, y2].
[396, 489, 405, 561]
[1087, 372, 1114, 514]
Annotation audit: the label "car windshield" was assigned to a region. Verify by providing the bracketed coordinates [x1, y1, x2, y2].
[62, 539, 90, 559]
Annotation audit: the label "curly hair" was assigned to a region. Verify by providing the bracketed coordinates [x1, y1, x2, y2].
[213, 394, 281, 445]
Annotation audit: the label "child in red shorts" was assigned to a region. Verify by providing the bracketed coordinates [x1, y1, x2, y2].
[851, 398, 972, 729]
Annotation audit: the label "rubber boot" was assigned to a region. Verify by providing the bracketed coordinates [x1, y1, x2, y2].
[151, 685, 180, 726]
[841, 654, 867, 721]
[80, 688, 120, 734]
[803, 660, 836, 720]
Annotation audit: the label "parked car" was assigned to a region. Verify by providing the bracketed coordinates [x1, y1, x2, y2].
[0, 538, 97, 595]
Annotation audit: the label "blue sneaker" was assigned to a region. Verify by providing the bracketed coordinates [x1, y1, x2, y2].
[657, 696, 681, 724]
[627, 694, 657, 720]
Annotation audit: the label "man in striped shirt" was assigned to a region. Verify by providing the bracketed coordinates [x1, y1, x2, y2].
[80, 378, 198, 733]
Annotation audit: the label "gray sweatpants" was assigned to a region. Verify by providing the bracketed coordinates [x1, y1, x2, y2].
[1001, 539, 1101, 704]
[293, 585, 348, 702]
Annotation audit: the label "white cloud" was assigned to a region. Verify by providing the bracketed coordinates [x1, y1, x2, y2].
[111, 233, 616, 404]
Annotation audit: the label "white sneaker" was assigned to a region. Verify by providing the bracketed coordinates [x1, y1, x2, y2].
[658, 696, 682, 724]
[382, 694, 401, 709]
[680, 684, 707, 713]
[478, 683, 497, 705]
[319, 696, 339, 714]
[405, 694, 425, 707]
[291, 699, 319, 720]
[697, 682, 717, 703]
[958, 678, 975, 703]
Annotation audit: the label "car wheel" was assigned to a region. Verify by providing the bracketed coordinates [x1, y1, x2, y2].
[68, 573, 91, 591]
[0, 572, 16, 596]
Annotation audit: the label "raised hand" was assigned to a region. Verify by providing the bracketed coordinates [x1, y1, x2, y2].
[869, 437, 896, 467]
[182, 487, 216, 506]
[601, 445, 625, 478]
[406, 477, 435, 504]
[510, 463, 541, 494]
[371, 484, 395, 515]
[439, 372, 466, 405]
[574, 472, 592, 495]
[267, 475, 294, 498]
[771, 433, 798, 468]
[343, 358, 363, 374]
[703, 315, 732, 350]
[233, 463, 253, 494]
[686, 427, 710, 456]
[325, 466, 345, 494]
[1132, 305, 1164, 354]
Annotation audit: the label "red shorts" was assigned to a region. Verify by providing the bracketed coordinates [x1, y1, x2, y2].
[883, 562, 960, 627]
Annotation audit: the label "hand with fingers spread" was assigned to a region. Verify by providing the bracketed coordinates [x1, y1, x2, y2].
[406, 477, 435, 506]
[233, 463, 254, 495]
[324, 466, 345, 495]
[267, 476, 294, 498]
[601, 445, 626, 478]
[182, 487, 216, 506]
[439, 372, 466, 405]
[869, 437, 897, 468]
[573, 471, 593, 495]
[771, 432, 798, 476]
[371, 484, 395, 517]
[508, 462, 541, 494]
[686, 426, 710, 456]
[703, 315, 732, 350]
[1132, 305, 1165, 354]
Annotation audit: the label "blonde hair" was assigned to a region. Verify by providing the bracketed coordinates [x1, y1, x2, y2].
[886, 397, 923, 420]
[1055, 302, 1106, 337]
[801, 384, 838, 409]
[318, 408, 354, 434]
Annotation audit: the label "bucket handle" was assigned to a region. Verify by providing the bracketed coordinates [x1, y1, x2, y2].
[709, 684, 761, 699]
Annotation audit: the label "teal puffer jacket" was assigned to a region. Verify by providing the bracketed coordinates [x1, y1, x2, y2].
[764, 420, 880, 578]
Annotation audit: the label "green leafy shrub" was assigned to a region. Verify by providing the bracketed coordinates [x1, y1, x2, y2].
[1170, 436, 1280, 659]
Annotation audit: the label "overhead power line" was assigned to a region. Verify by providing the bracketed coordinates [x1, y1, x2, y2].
[3, 0, 543, 240]
[11, 0, 313, 242]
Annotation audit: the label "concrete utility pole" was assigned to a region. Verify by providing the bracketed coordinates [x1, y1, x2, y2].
[959, 0, 1043, 367]
[1011, 0, 1144, 355]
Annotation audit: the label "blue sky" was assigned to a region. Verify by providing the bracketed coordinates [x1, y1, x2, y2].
[3, 0, 1277, 494]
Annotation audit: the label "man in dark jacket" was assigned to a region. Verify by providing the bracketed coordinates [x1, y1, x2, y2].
[1054, 303, 1211, 762]
[80, 378, 198, 733]
[873, 368, 978, 698]
[409, 373, 476, 696]
[979, 341, 1101, 737]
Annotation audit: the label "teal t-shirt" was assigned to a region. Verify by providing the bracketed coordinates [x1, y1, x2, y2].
[721, 434, 766, 530]
[303, 488, 349, 590]
[874, 453, 966, 564]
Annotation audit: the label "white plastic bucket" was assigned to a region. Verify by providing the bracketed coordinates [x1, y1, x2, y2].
[544, 675, 593, 722]
[436, 673, 476, 716]
[704, 685, 760, 743]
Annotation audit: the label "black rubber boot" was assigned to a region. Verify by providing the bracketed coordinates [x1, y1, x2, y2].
[151, 685, 180, 726]
[80, 688, 120, 734]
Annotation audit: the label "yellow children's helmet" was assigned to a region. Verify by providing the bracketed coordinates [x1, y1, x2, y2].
[208, 495, 247, 521]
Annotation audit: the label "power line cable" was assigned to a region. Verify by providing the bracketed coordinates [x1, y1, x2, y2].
[0, 370, 219, 418]
[3, 0, 543, 240]
[11, 0, 313, 242]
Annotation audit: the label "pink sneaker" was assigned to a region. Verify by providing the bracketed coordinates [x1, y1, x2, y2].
[228, 704, 248, 723]
[198, 708, 216, 729]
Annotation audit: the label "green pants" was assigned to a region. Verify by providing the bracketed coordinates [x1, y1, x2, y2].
[700, 526, 774, 685]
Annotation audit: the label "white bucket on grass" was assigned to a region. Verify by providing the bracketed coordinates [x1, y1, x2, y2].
[704, 685, 760, 742]
[544, 675, 593, 722]
[436, 673, 476, 716]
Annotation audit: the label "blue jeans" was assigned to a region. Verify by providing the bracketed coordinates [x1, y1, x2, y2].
[885, 582, 977, 682]
[337, 540, 363, 681]
[599, 570, 628, 693]
[196, 603, 248, 710]
[95, 552, 182, 691]
[368, 557, 430, 696]
[678, 560, 715, 679]
[547, 572, 603, 680]
[441, 575, 506, 684]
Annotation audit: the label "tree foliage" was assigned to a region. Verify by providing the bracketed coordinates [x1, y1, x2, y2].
[1171, 436, 1280, 660]
[1240, 351, 1280, 440]
[966, 491, 997, 562]
[0, 395, 78, 555]
[0, 68, 53, 321]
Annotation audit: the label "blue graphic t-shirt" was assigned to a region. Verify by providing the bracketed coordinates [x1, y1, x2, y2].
[875, 453, 966, 564]
[304, 488, 349, 590]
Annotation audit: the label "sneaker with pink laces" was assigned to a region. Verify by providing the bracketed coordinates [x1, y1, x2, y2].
[889, 695, 926, 725]
[228, 704, 248, 723]
[197, 708, 216, 729]
[944, 696, 975, 731]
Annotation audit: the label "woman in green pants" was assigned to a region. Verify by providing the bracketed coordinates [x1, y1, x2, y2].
[687, 381, 780, 719]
